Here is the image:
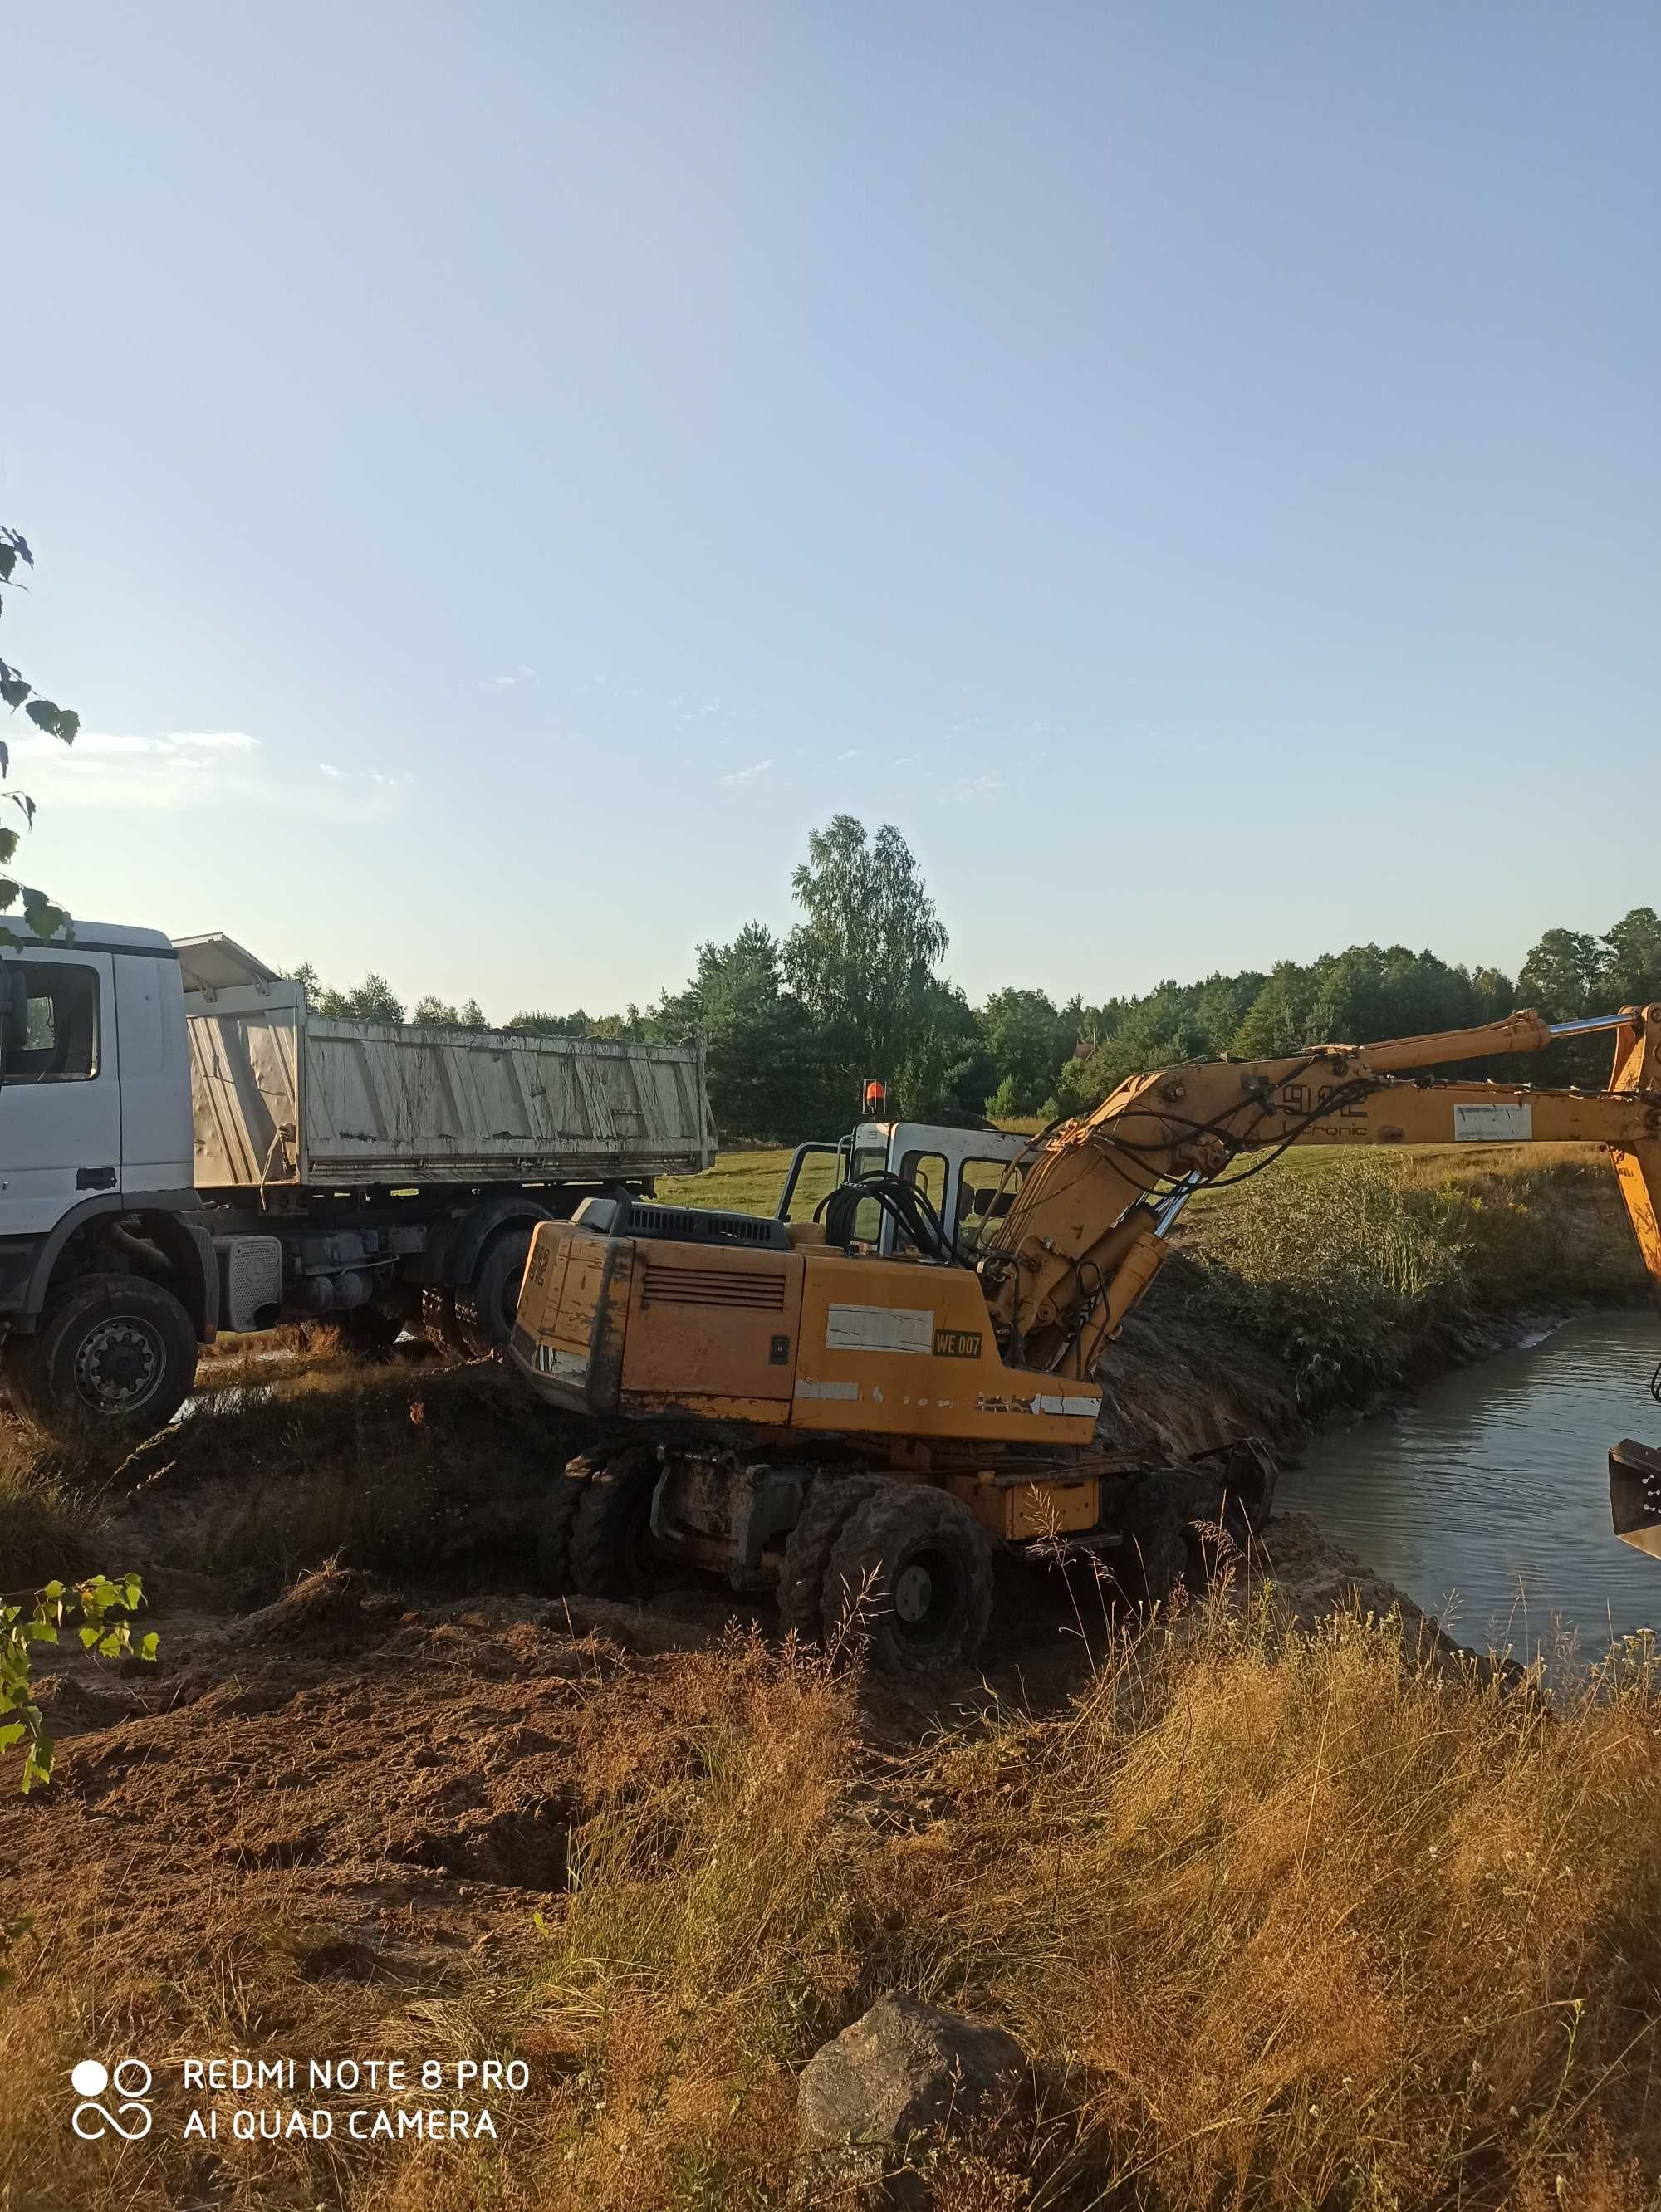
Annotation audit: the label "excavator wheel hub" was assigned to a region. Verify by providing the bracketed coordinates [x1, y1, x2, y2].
[893, 1562, 933, 1624]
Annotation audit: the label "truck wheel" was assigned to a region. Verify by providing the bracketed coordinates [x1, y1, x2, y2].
[821, 1485, 995, 1674]
[777, 1474, 879, 1644]
[571, 1446, 665, 1600]
[8, 1273, 198, 1436]
[454, 1227, 535, 1359]
[421, 1287, 472, 1362]
[536, 1455, 598, 1595]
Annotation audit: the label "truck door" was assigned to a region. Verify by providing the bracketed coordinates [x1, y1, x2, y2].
[0, 952, 120, 1236]
[115, 950, 193, 1191]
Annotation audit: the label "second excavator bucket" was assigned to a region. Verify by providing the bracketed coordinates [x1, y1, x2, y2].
[1610, 1438, 1661, 1560]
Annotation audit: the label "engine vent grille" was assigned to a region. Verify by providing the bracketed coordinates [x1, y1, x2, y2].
[626, 1201, 790, 1249]
[641, 1265, 788, 1311]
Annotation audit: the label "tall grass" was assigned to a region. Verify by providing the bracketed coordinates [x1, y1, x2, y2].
[334, 1600, 1661, 2210]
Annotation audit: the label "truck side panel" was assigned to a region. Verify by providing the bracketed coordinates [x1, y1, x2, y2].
[187, 1004, 713, 1190]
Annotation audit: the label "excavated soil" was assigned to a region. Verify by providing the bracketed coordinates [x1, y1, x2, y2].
[2, 1508, 1436, 1992]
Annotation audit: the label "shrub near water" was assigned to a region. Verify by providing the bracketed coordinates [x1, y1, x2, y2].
[1182, 1148, 1652, 1412]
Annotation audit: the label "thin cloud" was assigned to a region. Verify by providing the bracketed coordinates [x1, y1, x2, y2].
[9, 729, 406, 817]
[318, 763, 410, 790]
[837, 747, 863, 761]
[952, 771, 1006, 804]
[720, 758, 773, 788]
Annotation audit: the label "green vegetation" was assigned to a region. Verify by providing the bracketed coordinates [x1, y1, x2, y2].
[2, 1573, 152, 1791]
[0, 526, 77, 945]
[292, 807, 1661, 1149]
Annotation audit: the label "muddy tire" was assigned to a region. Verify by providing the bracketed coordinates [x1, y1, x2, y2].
[536, 1456, 597, 1595]
[421, 1286, 472, 1362]
[7, 1273, 198, 1436]
[571, 1446, 665, 1600]
[1117, 1473, 1223, 1608]
[454, 1227, 537, 1359]
[822, 1484, 995, 1674]
[777, 1474, 879, 1644]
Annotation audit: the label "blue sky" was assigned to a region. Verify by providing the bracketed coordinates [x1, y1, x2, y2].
[6, 2, 1657, 1018]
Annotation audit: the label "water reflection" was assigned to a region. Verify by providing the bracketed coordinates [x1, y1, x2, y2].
[1277, 1310, 1661, 1660]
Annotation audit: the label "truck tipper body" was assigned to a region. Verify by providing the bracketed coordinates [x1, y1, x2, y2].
[0, 922, 714, 1431]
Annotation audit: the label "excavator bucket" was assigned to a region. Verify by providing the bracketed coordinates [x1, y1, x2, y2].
[1610, 1439, 1661, 1560]
[1605, 1010, 1661, 1556]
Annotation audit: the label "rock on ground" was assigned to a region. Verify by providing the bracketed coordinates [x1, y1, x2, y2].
[796, 1992, 1026, 2191]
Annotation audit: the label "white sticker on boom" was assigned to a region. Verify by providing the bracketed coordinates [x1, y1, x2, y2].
[826, 1304, 934, 1355]
[1453, 1103, 1533, 1143]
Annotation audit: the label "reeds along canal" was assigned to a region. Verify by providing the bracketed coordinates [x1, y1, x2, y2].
[1276, 1309, 1661, 1663]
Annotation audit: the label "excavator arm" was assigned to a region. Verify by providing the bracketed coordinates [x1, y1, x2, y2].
[981, 1003, 1661, 1380]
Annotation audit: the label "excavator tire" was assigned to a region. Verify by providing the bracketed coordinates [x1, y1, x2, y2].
[777, 1474, 880, 1645]
[535, 1455, 599, 1596]
[1118, 1466, 1252, 1608]
[821, 1483, 995, 1675]
[571, 1445, 665, 1600]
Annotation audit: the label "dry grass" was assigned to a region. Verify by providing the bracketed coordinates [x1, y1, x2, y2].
[13, 1594, 1661, 2210]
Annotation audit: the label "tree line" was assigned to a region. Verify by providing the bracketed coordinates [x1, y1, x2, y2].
[291, 815, 1661, 1141]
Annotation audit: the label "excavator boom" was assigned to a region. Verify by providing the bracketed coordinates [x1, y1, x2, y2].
[982, 1003, 1661, 1373]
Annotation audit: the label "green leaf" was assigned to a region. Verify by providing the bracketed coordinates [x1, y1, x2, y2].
[0, 1722, 24, 1750]
[55, 709, 77, 746]
[0, 831, 17, 869]
[23, 699, 60, 738]
[42, 1581, 64, 1601]
[78, 1625, 100, 1649]
[0, 678, 27, 712]
[139, 1632, 159, 1663]
[0, 548, 14, 584]
[123, 1577, 143, 1612]
[20, 893, 66, 942]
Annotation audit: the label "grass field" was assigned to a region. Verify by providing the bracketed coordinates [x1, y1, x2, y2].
[659, 1133, 1624, 1230]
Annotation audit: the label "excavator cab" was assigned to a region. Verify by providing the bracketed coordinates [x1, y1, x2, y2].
[774, 1121, 1030, 1258]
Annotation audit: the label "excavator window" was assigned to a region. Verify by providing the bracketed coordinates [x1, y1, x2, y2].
[957, 1157, 1022, 1254]
[895, 1149, 948, 1250]
[848, 1143, 889, 1244]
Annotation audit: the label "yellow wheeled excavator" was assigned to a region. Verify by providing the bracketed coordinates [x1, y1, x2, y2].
[508, 1002, 1661, 1671]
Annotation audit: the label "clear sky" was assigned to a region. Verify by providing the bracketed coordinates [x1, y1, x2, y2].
[7, 2, 1657, 1018]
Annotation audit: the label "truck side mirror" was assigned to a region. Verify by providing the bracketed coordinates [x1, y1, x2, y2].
[0, 965, 29, 1067]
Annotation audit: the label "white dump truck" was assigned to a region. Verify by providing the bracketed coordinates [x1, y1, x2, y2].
[0, 922, 714, 1432]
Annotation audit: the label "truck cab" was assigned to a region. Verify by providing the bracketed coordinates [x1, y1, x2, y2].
[775, 1119, 1031, 1258]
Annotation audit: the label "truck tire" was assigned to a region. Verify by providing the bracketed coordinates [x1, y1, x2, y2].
[536, 1456, 596, 1595]
[777, 1474, 879, 1645]
[453, 1227, 535, 1359]
[821, 1484, 995, 1674]
[571, 1446, 664, 1600]
[7, 1273, 198, 1436]
[421, 1287, 472, 1361]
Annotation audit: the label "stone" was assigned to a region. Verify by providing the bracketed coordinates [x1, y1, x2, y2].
[796, 1992, 1026, 2191]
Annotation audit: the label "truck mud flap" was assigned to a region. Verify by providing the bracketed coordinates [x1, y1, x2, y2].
[1609, 1437, 1661, 1560]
